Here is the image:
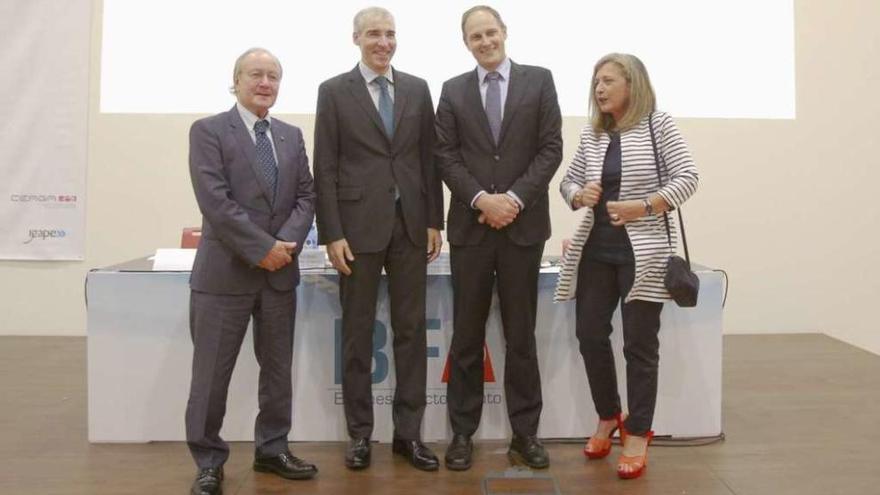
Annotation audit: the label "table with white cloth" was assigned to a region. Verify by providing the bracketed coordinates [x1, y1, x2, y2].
[86, 254, 723, 442]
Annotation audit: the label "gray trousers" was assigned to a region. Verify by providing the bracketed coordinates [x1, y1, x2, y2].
[185, 286, 296, 469]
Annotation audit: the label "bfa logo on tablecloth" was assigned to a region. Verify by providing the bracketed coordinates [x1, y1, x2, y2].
[333, 318, 496, 385]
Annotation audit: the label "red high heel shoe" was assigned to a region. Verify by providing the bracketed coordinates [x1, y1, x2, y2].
[617, 429, 654, 480]
[583, 413, 624, 460]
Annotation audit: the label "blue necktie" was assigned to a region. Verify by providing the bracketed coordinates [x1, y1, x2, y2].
[253, 119, 277, 204]
[485, 71, 502, 145]
[375, 76, 394, 138]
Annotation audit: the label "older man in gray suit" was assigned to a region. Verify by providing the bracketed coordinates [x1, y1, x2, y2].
[185, 47, 317, 495]
[314, 7, 444, 472]
[436, 5, 563, 471]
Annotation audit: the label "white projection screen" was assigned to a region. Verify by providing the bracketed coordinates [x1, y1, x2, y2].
[100, 0, 794, 119]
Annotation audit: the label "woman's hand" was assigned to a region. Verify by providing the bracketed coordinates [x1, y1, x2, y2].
[606, 200, 646, 226]
[573, 181, 602, 208]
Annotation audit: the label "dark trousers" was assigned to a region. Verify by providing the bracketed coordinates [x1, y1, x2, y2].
[575, 257, 663, 436]
[448, 230, 544, 437]
[339, 206, 427, 440]
[186, 286, 296, 469]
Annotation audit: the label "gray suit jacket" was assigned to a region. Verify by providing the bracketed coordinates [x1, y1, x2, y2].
[435, 61, 562, 246]
[313, 66, 443, 253]
[189, 106, 315, 294]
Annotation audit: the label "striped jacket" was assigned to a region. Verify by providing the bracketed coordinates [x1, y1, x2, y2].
[554, 112, 698, 303]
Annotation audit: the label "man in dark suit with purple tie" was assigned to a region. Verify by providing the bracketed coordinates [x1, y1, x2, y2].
[435, 5, 563, 471]
[185, 48, 317, 495]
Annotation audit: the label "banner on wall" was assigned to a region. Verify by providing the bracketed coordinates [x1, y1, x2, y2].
[0, 1, 91, 260]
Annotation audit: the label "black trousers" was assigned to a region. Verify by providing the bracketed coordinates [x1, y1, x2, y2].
[575, 257, 663, 436]
[448, 230, 544, 437]
[338, 205, 427, 441]
[186, 286, 296, 469]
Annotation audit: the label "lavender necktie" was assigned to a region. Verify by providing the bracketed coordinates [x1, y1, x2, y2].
[485, 71, 502, 144]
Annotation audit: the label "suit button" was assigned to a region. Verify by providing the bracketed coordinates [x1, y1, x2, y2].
[493, 155, 500, 161]
[270, 214, 277, 220]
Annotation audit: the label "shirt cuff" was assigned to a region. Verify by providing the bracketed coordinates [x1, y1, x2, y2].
[505, 191, 524, 210]
[470, 190, 486, 209]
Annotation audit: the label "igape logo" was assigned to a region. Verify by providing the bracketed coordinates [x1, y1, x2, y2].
[23, 229, 67, 244]
[333, 318, 496, 384]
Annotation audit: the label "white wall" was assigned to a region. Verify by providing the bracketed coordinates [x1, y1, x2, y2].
[1, 0, 878, 356]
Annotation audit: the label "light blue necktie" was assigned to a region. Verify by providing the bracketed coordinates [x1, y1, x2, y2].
[485, 71, 502, 145]
[374, 76, 400, 200]
[253, 119, 277, 204]
[375, 76, 394, 138]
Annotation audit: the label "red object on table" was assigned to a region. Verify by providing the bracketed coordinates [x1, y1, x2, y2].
[181, 228, 202, 249]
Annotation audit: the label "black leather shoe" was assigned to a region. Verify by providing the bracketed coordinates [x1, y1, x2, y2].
[345, 438, 371, 470]
[444, 434, 473, 471]
[392, 438, 440, 471]
[191, 466, 223, 495]
[508, 435, 550, 469]
[253, 451, 317, 480]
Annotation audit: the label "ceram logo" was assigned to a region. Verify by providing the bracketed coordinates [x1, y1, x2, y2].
[10, 194, 78, 209]
[23, 229, 67, 244]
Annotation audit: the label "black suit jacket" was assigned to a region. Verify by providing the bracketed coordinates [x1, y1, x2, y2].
[435, 62, 562, 246]
[314, 66, 443, 253]
[188, 106, 316, 294]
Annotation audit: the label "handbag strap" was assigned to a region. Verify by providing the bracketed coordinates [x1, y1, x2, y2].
[647, 112, 692, 270]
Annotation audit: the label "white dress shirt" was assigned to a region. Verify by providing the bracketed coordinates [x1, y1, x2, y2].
[477, 56, 511, 120]
[359, 61, 395, 109]
[236, 102, 278, 164]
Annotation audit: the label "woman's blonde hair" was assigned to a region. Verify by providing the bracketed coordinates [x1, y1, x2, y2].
[589, 53, 656, 132]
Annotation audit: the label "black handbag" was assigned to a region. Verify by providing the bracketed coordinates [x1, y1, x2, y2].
[648, 113, 699, 307]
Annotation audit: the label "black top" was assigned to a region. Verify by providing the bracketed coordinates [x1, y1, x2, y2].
[584, 132, 634, 265]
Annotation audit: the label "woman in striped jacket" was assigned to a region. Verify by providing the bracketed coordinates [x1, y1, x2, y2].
[555, 53, 698, 479]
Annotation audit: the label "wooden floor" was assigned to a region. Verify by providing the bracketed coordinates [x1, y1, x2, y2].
[1, 334, 879, 495]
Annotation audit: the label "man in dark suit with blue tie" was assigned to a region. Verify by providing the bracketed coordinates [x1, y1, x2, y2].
[314, 7, 444, 472]
[186, 48, 317, 495]
[435, 6, 563, 471]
